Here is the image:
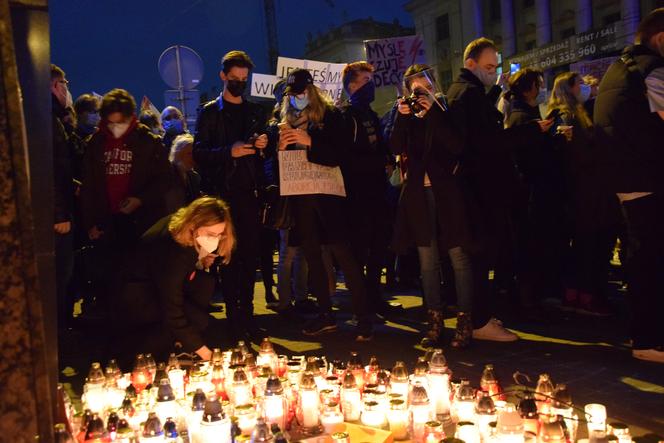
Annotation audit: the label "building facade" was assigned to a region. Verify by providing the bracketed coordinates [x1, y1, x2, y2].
[405, 0, 662, 89]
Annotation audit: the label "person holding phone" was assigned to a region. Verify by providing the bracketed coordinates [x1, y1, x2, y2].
[277, 68, 373, 341]
[503, 69, 566, 315]
[193, 50, 268, 342]
[546, 71, 614, 317]
[114, 197, 235, 364]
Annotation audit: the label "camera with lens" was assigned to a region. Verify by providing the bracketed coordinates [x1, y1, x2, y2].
[400, 88, 428, 115]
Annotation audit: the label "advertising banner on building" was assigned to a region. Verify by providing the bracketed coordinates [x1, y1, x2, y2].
[364, 35, 426, 88]
[506, 22, 622, 70]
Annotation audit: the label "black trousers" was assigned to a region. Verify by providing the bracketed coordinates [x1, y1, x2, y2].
[348, 200, 390, 310]
[621, 194, 664, 349]
[259, 227, 278, 295]
[222, 193, 260, 336]
[293, 197, 369, 320]
[517, 198, 567, 306]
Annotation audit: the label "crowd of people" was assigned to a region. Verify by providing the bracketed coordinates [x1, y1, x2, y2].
[51, 8, 664, 365]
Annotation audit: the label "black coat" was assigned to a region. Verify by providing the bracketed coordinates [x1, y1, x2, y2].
[289, 107, 352, 245]
[117, 215, 216, 352]
[593, 45, 664, 194]
[53, 114, 74, 224]
[192, 97, 267, 198]
[446, 69, 541, 257]
[505, 99, 565, 202]
[80, 122, 173, 238]
[389, 104, 472, 252]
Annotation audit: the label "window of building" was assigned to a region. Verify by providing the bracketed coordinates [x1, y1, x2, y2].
[526, 40, 536, 50]
[523, 0, 534, 8]
[436, 14, 450, 41]
[603, 12, 621, 25]
[490, 0, 501, 21]
[561, 27, 575, 39]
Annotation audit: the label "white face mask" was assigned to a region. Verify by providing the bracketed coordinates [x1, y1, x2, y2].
[577, 84, 592, 103]
[473, 67, 498, 87]
[196, 235, 219, 254]
[108, 122, 130, 138]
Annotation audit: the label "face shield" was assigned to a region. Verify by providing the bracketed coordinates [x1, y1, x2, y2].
[402, 68, 447, 118]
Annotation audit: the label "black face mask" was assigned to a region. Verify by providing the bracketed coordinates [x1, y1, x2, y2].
[226, 80, 247, 97]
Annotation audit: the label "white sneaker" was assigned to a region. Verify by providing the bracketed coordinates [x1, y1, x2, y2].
[473, 318, 519, 342]
[632, 348, 664, 363]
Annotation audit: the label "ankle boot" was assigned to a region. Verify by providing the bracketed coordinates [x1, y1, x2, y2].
[450, 312, 472, 349]
[421, 309, 445, 347]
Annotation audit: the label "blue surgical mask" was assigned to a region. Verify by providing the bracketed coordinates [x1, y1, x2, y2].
[577, 84, 592, 103]
[163, 119, 184, 135]
[535, 89, 547, 105]
[290, 95, 309, 111]
[85, 112, 101, 127]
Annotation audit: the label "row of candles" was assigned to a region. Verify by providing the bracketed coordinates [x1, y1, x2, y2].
[59, 338, 633, 443]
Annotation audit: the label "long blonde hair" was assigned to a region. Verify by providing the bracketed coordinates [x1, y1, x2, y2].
[547, 72, 592, 129]
[281, 83, 333, 127]
[168, 197, 236, 264]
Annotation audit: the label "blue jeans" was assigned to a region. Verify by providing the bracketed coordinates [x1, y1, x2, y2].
[277, 229, 308, 306]
[417, 187, 473, 312]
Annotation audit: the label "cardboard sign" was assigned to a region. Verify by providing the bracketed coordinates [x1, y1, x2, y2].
[278, 150, 346, 197]
[364, 35, 426, 87]
[276, 56, 347, 102]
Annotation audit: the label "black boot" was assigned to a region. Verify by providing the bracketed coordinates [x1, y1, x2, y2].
[450, 312, 472, 349]
[421, 309, 445, 348]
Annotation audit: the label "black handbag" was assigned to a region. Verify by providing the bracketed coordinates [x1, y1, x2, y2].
[260, 185, 294, 230]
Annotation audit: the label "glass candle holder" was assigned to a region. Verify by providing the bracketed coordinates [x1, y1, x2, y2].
[387, 399, 409, 441]
[361, 400, 386, 429]
[235, 403, 257, 436]
[424, 420, 445, 443]
[320, 402, 345, 434]
[456, 421, 480, 443]
[585, 404, 607, 435]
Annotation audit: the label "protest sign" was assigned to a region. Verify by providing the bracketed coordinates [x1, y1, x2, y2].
[140, 95, 161, 119]
[364, 35, 426, 88]
[251, 73, 279, 99]
[276, 57, 347, 102]
[278, 150, 346, 197]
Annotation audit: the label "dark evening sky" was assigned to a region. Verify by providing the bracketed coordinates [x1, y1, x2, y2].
[50, 0, 413, 108]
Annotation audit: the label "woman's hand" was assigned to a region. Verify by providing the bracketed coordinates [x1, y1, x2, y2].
[289, 128, 311, 147]
[279, 128, 311, 149]
[196, 345, 212, 361]
[200, 254, 217, 270]
[278, 129, 296, 151]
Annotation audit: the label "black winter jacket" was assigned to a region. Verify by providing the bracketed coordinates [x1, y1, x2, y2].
[594, 45, 664, 194]
[446, 69, 541, 208]
[117, 215, 215, 352]
[338, 103, 389, 204]
[192, 97, 267, 198]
